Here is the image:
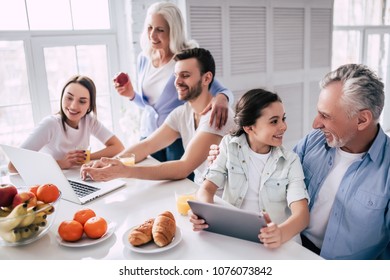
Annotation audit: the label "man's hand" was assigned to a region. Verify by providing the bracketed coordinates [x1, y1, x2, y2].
[200, 93, 229, 129]
[80, 157, 125, 181]
[207, 144, 220, 166]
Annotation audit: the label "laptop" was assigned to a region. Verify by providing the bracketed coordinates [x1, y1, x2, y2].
[1, 144, 126, 205]
[188, 200, 267, 243]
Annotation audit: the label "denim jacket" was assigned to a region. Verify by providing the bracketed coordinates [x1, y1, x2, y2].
[204, 134, 309, 225]
[294, 127, 390, 259]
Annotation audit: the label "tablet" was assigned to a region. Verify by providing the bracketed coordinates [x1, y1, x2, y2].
[188, 200, 267, 243]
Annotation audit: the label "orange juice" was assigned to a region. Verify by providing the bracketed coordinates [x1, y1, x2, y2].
[176, 194, 196, 215]
[84, 149, 91, 164]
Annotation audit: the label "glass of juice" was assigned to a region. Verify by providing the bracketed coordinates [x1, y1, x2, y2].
[76, 145, 91, 164]
[175, 186, 197, 216]
[117, 153, 135, 166]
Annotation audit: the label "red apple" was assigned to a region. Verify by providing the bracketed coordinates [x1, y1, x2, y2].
[0, 184, 18, 207]
[113, 72, 129, 86]
[12, 191, 37, 208]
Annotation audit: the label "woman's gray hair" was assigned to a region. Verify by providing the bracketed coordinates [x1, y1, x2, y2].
[320, 64, 384, 122]
[140, 2, 198, 57]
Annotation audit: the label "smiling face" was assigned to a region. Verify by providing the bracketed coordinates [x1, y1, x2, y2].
[61, 83, 90, 128]
[147, 13, 170, 52]
[174, 58, 205, 101]
[246, 102, 287, 154]
[312, 81, 359, 150]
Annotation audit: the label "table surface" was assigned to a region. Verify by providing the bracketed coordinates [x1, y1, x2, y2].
[0, 158, 322, 260]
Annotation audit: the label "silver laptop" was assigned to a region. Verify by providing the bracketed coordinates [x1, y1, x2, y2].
[188, 200, 267, 243]
[1, 144, 126, 205]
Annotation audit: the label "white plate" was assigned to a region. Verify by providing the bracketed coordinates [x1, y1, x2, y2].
[123, 226, 182, 253]
[56, 221, 116, 247]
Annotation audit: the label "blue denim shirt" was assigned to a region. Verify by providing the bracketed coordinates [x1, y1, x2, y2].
[205, 134, 309, 225]
[294, 127, 390, 259]
[132, 54, 234, 137]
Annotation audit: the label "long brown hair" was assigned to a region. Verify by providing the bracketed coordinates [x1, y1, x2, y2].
[231, 88, 282, 136]
[59, 75, 97, 131]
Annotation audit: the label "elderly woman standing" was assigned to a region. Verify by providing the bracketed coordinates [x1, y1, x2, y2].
[115, 2, 233, 164]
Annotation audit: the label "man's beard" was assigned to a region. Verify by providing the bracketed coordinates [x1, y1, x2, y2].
[180, 80, 203, 101]
[323, 130, 351, 148]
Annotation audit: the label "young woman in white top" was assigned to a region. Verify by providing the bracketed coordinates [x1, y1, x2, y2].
[8, 75, 124, 172]
[190, 89, 310, 248]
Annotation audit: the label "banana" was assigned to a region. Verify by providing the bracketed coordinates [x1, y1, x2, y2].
[0, 203, 28, 232]
[27, 224, 40, 234]
[20, 227, 33, 239]
[0, 208, 11, 217]
[19, 207, 37, 227]
[33, 212, 47, 226]
[35, 203, 55, 215]
[0, 228, 22, 243]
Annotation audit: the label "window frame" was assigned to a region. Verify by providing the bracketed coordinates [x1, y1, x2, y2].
[0, 0, 130, 147]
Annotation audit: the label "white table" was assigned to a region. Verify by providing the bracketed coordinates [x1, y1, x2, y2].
[0, 159, 322, 260]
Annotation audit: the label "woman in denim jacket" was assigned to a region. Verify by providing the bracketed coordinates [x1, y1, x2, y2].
[190, 89, 309, 248]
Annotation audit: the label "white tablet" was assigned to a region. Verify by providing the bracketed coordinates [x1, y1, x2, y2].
[188, 200, 267, 243]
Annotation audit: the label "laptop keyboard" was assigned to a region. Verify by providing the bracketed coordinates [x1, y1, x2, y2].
[68, 180, 100, 198]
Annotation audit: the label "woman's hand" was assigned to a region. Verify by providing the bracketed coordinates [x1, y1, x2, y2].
[200, 93, 229, 129]
[113, 74, 135, 100]
[58, 150, 87, 169]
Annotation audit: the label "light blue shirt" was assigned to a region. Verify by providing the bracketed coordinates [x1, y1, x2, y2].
[132, 54, 234, 137]
[205, 134, 309, 225]
[294, 126, 390, 259]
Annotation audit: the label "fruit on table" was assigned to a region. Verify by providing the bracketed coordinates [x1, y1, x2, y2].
[73, 208, 96, 226]
[58, 220, 84, 242]
[84, 216, 107, 239]
[18, 206, 37, 227]
[12, 191, 37, 208]
[113, 72, 129, 86]
[0, 184, 18, 207]
[36, 183, 60, 203]
[0, 203, 28, 232]
[0, 185, 59, 243]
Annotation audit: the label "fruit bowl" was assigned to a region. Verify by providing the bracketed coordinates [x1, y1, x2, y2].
[0, 187, 61, 246]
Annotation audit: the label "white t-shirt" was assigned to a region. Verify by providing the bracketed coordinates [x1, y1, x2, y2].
[240, 148, 270, 212]
[142, 59, 175, 105]
[20, 114, 114, 160]
[165, 102, 235, 184]
[305, 147, 363, 248]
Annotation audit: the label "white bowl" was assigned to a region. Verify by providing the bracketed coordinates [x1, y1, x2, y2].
[0, 188, 61, 246]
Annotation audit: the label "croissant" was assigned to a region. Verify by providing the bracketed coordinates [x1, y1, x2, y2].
[128, 218, 154, 246]
[152, 211, 176, 247]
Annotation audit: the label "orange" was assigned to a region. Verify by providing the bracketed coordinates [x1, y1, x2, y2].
[84, 216, 108, 239]
[58, 220, 84, 242]
[29, 185, 40, 197]
[73, 208, 96, 225]
[37, 183, 60, 203]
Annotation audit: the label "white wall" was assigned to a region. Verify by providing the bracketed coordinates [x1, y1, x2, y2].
[127, 0, 334, 149]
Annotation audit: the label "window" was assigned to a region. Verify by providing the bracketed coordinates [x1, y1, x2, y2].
[0, 0, 137, 169]
[332, 0, 390, 132]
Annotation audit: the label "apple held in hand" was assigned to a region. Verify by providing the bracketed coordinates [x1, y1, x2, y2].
[113, 72, 129, 87]
[0, 184, 18, 207]
[12, 191, 37, 208]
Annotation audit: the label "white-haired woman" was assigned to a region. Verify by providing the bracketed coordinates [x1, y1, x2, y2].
[114, 2, 233, 172]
